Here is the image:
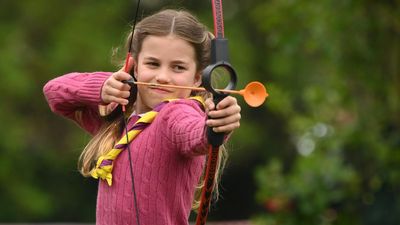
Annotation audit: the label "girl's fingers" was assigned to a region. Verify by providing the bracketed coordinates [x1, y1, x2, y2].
[101, 71, 132, 104]
[204, 98, 215, 113]
[113, 71, 132, 82]
[215, 96, 237, 110]
[207, 104, 241, 119]
[210, 122, 241, 133]
[106, 96, 129, 106]
[102, 88, 129, 105]
[108, 78, 131, 91]
[206, 113, 241, 128]
[101, 85, 130, 105]
[111, 72, 132, 89]
[205, 96, 241, 133]
[104, 86, 131, 99]
[206, 96, 240, 117]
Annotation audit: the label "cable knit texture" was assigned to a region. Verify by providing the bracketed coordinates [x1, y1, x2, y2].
[43, 72, 208, 225]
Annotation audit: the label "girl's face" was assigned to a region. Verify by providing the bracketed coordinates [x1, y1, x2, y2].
[134, 35, 202, 113]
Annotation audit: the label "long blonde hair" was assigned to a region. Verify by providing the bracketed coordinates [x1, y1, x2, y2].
[78, 9, 228, 210]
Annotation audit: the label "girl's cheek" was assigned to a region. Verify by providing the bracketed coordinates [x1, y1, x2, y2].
[136, 70, 153, 82]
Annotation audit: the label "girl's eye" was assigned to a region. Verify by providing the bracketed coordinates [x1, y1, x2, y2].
[173, 65, 186, 72]
[146, 62, 159, 68]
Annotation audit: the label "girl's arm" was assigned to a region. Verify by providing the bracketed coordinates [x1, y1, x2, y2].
[159, 100, 209, 157]
[43, 72, 112, 135]
[159, 97, 241, 157]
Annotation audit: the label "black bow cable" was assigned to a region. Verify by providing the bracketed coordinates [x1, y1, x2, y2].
[122, 0, 141, 224]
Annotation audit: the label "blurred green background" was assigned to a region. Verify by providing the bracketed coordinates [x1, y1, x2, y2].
[0, 0, 399, 224]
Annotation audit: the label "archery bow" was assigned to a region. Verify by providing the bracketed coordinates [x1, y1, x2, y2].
[195, 0, 236, 224]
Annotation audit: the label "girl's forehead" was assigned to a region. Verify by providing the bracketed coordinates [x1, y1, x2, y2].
[140, 35, 196, 61]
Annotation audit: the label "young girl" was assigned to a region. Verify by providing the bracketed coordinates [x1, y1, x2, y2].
[43, 9, 241, 225]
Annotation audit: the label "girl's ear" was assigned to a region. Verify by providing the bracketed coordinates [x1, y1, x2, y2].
[194, 71, 202, 87]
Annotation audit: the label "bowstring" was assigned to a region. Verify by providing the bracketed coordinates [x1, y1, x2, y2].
[123, 0, 141, 224]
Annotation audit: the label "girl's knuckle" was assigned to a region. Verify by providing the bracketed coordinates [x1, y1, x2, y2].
[236, 122, 240, 128]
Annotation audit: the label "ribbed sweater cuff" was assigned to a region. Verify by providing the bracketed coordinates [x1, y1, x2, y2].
[78, 72, 110, 105]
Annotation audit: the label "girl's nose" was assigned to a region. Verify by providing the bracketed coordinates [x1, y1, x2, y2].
[155, 68, 171, 83]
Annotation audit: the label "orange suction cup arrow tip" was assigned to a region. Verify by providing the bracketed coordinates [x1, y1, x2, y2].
[241, 81, 268, 107]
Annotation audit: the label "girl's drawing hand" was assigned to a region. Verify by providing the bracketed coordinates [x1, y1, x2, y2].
[205, 96, 241, 133]
[101, 57, 135, 106]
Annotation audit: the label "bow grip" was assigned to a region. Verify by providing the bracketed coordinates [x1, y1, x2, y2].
[206, 93, 228, 147]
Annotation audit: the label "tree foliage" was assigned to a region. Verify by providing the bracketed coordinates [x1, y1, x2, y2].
[246, 1, 400, 224]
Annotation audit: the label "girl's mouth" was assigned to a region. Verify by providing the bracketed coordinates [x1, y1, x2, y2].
[149, 87, 172, 94]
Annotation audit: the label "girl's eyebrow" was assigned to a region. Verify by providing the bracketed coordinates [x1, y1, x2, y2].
[171, 59, 188, 65]
[144, 56, 189, 65]
[143, 56, 159, 61]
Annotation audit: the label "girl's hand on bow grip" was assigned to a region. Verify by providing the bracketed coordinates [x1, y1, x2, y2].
[205, 96, 241, 133]
[101, 57, 135, 106]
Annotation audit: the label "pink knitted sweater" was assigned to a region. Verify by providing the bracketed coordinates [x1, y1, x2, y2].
[43, 72, 208, 225]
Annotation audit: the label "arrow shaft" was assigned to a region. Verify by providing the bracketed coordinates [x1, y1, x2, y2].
[134, 81, 241, 95]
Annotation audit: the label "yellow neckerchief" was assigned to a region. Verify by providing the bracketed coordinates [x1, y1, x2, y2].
[91, 96, 205, 186]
